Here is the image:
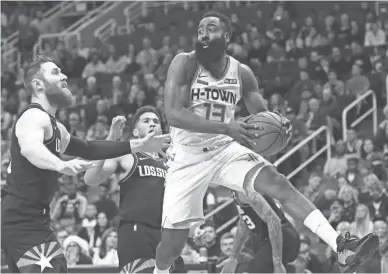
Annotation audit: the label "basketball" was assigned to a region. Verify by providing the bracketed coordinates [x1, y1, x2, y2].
[245, 111, 288, 156]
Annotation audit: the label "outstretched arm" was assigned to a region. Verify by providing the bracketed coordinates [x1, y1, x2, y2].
[245, 192, 283, 268]
[231, 217, 251, 258]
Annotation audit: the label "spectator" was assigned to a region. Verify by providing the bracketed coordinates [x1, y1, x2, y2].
[344, 154, 365, 192]
[348, 20, 365, 46]
[136, 37, 157, 74]
[56, 229, 69, 248]
[63, 235, 93, 266]
[328, 199, 345, 229]
[266, 42, 286, 63]
[298, 235, 323, 273]
[324, 140, 348, 177]
[68, 111, 85, 138]
[345, 129, 362, 155]
[349, 204, 375, 239]
[86, 115, 109, 141]
[82, 52, 106, 79]
[92, 228, 119, 266]
[364, 22, 386, 47]
[195, 223, 220, 259]
[105, 45, 127, 74]
[366, 175, 388, 221]
[79, 204, 99, 248]
[51, 180, 87, 224]
[94, 184, 119, 221]
[338, 184, 358, 223]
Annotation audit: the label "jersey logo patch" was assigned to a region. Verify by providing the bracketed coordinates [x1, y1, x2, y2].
[120, 258, 156, 273]
[224, 78, 237, 84]
[197, 79, 208, 85]
[17, 241, 64, 273]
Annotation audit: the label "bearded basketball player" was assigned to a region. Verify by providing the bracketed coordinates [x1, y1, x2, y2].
[153, 12, 379, 274]
[84, 106, 184, 273]
[220, 192, 300, 273]
[1, 56, 168, 273]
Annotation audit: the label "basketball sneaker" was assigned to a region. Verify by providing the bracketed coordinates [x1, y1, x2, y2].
[336, 232, 379, 273]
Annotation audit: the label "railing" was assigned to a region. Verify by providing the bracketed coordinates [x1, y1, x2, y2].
[342, 89, 378, 141]
[94, 19, 117, 43]
[274, 125, 331, 179]
[63, 2, 114, 33]
[33, 32, 80, 60]
[205, 125, 332, 235]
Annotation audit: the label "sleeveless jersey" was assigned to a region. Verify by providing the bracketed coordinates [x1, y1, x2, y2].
[233, 193, 289, 241]
[3, 103, 61, 209]
[119, 152, 166, 228]
[170, 54, 242, 148]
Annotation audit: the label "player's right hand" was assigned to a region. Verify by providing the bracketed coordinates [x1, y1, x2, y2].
[226, 120, 258, 149]
[273, 263, 287, 273]
[131, 131, 170, 154]
[107, 116, 126, 141]
[219, 257, 238, 273]
[58, 159, 96, 176]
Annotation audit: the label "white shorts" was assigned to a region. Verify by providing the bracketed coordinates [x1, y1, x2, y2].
[162, 141, 271, 229]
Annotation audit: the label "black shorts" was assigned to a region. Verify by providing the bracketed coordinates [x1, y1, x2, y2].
[246, 223, 300, 273]
[118, 222, 184, 273]
[1, 194, 67, 273]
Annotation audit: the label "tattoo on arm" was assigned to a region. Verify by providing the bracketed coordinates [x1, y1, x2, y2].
[231, 217, 251, 258]
[246, 192, 283, 265]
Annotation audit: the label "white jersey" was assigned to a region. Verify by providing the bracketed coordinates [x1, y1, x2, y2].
[170, 55, 242, 148]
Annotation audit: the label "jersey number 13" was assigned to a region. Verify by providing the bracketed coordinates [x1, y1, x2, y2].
[204, 102, 226, 122]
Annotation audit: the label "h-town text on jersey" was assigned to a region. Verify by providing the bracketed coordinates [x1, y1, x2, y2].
[190, 88, 237, 105]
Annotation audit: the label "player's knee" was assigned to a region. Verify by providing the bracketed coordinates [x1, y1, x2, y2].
[249, 165, 296, 202]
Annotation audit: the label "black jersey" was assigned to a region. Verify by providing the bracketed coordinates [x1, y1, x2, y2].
[119, 152, 166, 228]
[3, 103, 61, 209]
[233, 192, 289, 241]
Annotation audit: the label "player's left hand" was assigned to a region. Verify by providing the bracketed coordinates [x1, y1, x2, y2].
[219, 257, 238, 273]
[274, 111, 292, 144]
[131, 131, 170, 154]
[193, 228, 210, 246]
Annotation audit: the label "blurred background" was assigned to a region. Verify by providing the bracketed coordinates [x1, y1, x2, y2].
[1, 1, 388, 273]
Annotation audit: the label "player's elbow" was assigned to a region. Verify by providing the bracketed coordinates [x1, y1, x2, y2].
[20, 145, 37, 159]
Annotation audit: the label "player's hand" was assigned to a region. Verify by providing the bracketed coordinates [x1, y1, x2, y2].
[273, 262, 287, 273]
[107, 116, 126, 141]
[226, 120, 258, 149]
[131, 131, 170, 154]
[274, 111, 292, 145]
[193, 228, 211, 246]
[219, 257, 238, 273]
[58, 159, 96, 176]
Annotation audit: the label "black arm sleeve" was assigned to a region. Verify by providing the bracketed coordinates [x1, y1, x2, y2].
[64, 136, 132, 160]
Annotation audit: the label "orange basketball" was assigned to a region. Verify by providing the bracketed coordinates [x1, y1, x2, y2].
[246, 111, 288, 156]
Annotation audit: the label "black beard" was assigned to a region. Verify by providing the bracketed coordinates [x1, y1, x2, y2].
[195, 37, 226, 67]
[46, 84, 74, 108]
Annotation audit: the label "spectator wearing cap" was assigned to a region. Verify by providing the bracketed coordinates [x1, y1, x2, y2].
[63, 235, 93, 266]
[298, 235, 323, 273]
[324, 140, 348, 177]
[82, 52, 106, 79]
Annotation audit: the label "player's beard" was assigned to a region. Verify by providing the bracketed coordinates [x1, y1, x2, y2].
[195, 36, 227, 67]
[45, 84, 74, 108]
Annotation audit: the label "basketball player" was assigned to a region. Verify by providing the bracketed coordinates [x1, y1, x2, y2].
[153, 12, 379, 274]
[220, 192, 300, 273]
[1, 56, 168, 273]
[84, 106, 185, 273]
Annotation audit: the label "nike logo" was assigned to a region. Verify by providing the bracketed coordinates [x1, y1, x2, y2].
[198, 74, 206, 78]
[139, 157, 148, 160]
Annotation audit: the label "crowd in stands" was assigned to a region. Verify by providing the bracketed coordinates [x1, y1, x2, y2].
[1, 1, 388, 272]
